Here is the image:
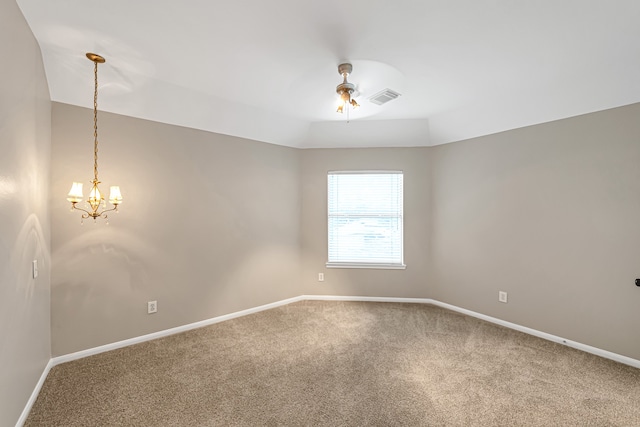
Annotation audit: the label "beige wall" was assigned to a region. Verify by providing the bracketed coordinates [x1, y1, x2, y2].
[299, 106, 640, 361]
[430, 103, 640, 360]
[300, 148, 432, 298]
[0, 1, 52, 425]
[50, 103, 640, 362]
[51, 103, 301, 356]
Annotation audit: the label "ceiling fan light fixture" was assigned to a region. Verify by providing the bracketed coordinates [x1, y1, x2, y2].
[335, 63, 359, 119]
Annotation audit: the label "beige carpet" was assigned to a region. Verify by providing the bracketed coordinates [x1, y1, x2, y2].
[26, 301, 640, 426]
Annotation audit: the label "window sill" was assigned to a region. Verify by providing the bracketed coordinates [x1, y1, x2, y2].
[326, 262, 406, 270]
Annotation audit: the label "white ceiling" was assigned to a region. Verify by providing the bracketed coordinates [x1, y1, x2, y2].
[16, 0, 640, 148]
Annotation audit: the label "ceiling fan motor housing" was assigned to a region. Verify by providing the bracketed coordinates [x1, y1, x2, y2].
[337, 63, 353, 76]
[337, 82, 356, 98]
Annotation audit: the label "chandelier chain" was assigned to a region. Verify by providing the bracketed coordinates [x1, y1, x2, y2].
[93, 60, 99, 182]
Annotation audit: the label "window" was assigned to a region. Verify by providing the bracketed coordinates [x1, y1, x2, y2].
[327, 171, 404, 269]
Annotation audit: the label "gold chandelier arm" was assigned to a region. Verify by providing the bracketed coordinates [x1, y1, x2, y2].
[97, 205, 119, 216]
[70, 201, 119, 220]
[70, 202, 93, 218]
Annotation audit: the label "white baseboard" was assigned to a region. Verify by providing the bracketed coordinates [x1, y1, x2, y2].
[23, 294, 640, 426]
[16, 358, 54, 427]
[50, 294, 640, 370]
[426, 299, 640, 369]
[301, 294, 432, 304]
[51, 295, 304, 366]
[300, 295, 640, 369]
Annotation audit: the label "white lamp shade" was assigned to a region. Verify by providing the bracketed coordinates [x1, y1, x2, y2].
[109, 186, 123, 205]
[67, 182, 84, 203]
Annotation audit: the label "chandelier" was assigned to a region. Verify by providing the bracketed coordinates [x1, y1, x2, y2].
[67, 53, 122, 223]
[336, 63, 360, 117]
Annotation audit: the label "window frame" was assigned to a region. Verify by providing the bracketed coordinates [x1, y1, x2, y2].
[326, 170, 406, 270]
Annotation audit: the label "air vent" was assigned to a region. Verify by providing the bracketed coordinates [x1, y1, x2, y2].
[369, 89, 401, 105]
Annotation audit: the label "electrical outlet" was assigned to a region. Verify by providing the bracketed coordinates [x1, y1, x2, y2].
[147, 301, 157, 314]
[318, 273, 324, 282]
[498, 291, 508, 303]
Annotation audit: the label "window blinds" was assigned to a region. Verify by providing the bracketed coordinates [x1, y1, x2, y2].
[327, 172, 404, 266]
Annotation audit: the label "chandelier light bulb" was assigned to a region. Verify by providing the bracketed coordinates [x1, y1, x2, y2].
[88, 181, 103, 211]
[67, 182, 84, 203]
[109, 186, 123, 205]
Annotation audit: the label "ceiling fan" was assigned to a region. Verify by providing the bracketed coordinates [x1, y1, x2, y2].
[335, 63, 360, 114]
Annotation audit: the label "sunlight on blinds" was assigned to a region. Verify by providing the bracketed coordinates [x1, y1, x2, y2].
[328, 172, 404, 267]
